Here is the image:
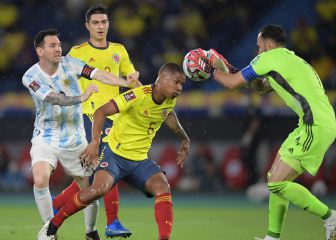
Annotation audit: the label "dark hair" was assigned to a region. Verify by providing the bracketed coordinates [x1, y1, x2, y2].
[34, 28, 59, 48]
[259, 24, 286, 46]
[85, 4, 109, 22]
[159, 63, 184, 75]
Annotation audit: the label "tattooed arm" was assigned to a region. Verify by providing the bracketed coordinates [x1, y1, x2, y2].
[44, 84, 98, 106]
[165, 110, 190, 167]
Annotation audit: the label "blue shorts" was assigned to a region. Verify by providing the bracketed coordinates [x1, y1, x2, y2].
[95, 146, 163, 197]
[83, 114, 112, 154]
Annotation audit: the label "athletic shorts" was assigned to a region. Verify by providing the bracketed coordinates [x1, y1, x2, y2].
[95, 146, 163, 197]
[83, 114, 112, 154]
[279, 124, 336, 176]
[30, 136, 93, 177]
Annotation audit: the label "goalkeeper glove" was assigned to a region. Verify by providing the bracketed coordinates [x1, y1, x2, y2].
[187, 49, 216, 78]
[209, 48, 240, 73]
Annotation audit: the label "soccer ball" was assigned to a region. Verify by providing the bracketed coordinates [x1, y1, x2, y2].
[182, 49, 210, 82]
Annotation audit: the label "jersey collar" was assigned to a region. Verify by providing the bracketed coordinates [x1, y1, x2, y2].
[88, 41, 109, 50]
[151, 83, 164, 105]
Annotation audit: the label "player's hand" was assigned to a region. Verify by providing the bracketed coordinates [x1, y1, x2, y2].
[249, 78, 273, 95]
[176, 138, 190, 168]
[126, 71, 140, 88]
[208, 49, 229, 73]
[209, 48, 239, 74]
[81, 84, 98, 102]
[187, 49, 215, 75]
[80, 141, 99, 167]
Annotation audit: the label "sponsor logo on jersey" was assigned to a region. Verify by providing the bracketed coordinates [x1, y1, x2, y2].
[100, 162, 109, 168]
[123, 91, 136, 102]
[162, 108, 168, 119]
[29, 81, 41, 92]
[112, 53, 121, 63]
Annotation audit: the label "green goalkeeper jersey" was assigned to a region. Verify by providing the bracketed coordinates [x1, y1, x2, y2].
[243, 47, 336, 128]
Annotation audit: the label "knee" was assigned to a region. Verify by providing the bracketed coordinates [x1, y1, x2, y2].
[151, 180, 171, 196]
[33, 173, 50, 189]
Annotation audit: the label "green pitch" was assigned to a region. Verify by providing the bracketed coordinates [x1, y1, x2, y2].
[0, 194, 327, 240]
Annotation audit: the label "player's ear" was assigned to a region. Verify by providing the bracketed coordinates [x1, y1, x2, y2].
[36, 47, 43, 57]
[85, 22, 90, 31]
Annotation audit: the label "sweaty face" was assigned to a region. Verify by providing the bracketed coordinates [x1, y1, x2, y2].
[162, 72, 186, 99]
[38, 35, 62, 64]
[86, 14, 109, 41]
[256, 33, 267, 55]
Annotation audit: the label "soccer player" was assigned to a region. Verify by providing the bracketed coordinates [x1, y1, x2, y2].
[38, 63, 190, 240]
[23, 28, 138, 240]
[52, 5, 138, 238]
[190, 24, 336, 240]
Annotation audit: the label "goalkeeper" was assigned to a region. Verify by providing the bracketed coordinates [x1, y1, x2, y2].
[189, 24, 336, 240]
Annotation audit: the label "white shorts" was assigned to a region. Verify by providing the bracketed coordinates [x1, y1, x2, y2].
[30, 137, 93, 177]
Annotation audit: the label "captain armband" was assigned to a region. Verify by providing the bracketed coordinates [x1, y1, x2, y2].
[80, 65, 98, 80]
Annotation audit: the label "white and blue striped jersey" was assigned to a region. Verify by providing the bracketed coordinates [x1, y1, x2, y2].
[22, 56, 93, 150]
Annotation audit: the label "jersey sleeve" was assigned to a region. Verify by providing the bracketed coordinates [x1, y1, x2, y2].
[251, 52, 275, 75]
[241, 52, 275, 82]
[66, 56, 97, 80]
[119, 45, 136, 76]
[112, 88, 140, 113]
[22, 74, 53, 100]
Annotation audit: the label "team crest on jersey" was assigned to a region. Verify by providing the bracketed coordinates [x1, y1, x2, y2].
[162, 108, 168, 119]
[123, 91, 136, 102]
[105, 127, 111, 135]
[63, 79, 71, 87]
[112, 53, 121, 63]
[88, 57, 95, 63]
[143, 109, 149, 116]
[100, 162, 109, 168]
[29, 81, 41, 92]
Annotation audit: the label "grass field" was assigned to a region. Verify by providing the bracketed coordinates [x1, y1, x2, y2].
[0, 193, 329, 240]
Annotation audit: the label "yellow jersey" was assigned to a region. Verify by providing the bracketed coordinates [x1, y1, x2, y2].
[68, 41, 135, 119]
[108, 84, 176, 161]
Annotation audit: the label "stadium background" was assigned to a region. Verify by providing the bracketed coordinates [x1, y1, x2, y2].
[0, 0, 335, 239]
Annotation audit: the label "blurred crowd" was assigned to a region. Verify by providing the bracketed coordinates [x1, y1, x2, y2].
[1, 0, 335, 93]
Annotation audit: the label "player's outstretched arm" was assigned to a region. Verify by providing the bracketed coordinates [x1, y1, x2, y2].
[80, 100, 119, 167]
[188, 49, 246, 89]
[45, 84, 98, 106]
[127, 72, 142, 88]
[213, 70, 247, 90]
[165, 111, 190, 168]
[93, 70, 140, 88]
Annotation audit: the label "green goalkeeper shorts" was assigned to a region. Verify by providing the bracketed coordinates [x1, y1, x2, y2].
[278, 124, 336, 176]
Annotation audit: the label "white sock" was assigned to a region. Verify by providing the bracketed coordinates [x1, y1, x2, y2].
[33, 185, 53, 223]
[84, 200, 99, 233]
[266, 236, 280, 240]
[258, 236, 279, 240]
[325, 210, 336, 224]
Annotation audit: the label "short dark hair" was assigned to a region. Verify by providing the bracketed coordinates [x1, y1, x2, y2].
[259, 24, 286, 46]
[34, 28, 59, 48]
[85, 4, 109, 22]
[159, 63, 185, 76]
